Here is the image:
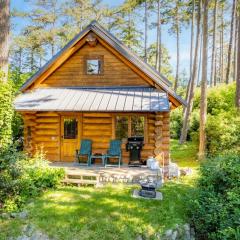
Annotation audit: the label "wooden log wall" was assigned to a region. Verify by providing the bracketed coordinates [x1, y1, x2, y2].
[40, 42, 149, 88]
[82, 113, 112, 163]
[22, 111, 170, 165]
[23, 112, 60, 161]
[154, 112, 170, 165]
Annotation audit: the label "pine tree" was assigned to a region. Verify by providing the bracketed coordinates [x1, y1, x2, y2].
[236, 3, 240, 108]
[199, 0, 209, 160]
[210, 0, 217, 87]
[225, 0, 236, 84]
[180, 0, 202, 144]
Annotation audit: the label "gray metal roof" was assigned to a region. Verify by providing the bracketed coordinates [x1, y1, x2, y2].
[14, 87, 170, 112]
[19, 21, 186, 107]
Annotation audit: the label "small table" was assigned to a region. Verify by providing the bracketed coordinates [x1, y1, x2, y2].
[90, 153, 106, 166]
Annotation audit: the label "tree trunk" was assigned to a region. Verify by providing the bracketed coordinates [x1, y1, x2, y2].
[225, 0, 236, 84]
[185, 0, 195, 104]
[0, 0, 10, 81]
[220, 5, 224, 83]
[233, 13, 238, 81]
[236, 11, 240, 108]
[174, 4, 180, 91]
[189, 0, 195, 77]
[197, 31, 203, 86]
[214, 42, 218, 86]
[155, 0, 162, 73]
[180, 0, 202, 144]
[199, 0, 209, 160]
[144, 0, 148, 62]
[210, 0, 217, 87]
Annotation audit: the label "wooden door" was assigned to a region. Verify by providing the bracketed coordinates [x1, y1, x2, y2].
[60, 116, 80, 162]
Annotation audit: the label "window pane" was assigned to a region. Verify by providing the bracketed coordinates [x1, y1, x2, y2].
[131, 116, 144, 136]
[64, 118, 78, 139]
[87, 59, 101, 74]
[116, 116, 128, 140]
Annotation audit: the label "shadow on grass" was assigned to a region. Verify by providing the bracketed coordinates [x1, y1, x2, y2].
[22, 181, 195, 240]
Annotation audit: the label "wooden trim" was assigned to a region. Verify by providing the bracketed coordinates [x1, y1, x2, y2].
[144, 116, 148, 143]
[128, 116, 131, 137]
[111, 114, 116, 139]
[28, 37, 87, 90]
[97, 37, 155, 87]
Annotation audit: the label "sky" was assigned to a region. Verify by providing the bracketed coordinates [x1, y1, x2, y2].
[11, 0, 191, 77]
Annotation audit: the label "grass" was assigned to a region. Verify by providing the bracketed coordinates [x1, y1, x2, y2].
[0, 181, 195, 240]
[170, 139, 199, 168]
[0, 139, 198, 240]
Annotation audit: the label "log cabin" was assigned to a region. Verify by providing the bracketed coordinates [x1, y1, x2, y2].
[14, 21, 185, 166]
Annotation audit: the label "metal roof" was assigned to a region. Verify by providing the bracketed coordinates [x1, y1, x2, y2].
[19, 21, 186, 107]
[14, 87, 170, 112]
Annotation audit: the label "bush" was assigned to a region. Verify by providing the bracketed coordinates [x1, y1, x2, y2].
[0, 146, 64, 212]
[0, 78, 13, 149]
[206, 112, 240, 156]
[189, 155, 240, 240]
[170, 84, 239, 156]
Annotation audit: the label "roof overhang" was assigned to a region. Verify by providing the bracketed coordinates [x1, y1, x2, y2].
[14, 87, 170, 112]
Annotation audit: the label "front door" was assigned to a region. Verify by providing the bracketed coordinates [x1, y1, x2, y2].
[61, 116, 80, 161]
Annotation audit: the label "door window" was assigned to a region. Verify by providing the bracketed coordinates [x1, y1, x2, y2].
[64, 118, 78, 139]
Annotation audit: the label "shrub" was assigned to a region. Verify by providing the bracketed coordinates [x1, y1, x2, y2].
[206, 112, 240, 156]
[170, 84, 239, 156]
[189, 155, 240, 240]
[0, 146, 64, 212]
[0, 78, 13, 149]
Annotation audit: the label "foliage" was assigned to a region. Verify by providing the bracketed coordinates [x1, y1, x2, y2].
[190, 155, 240, 240]
[171, 84, 239, 156]
[0, 74, 13, 149]
[0, 147, 64, 212]
[9, 68, 32, 143]
[206, 112, 240, 156]
[148, 43, 174, 81]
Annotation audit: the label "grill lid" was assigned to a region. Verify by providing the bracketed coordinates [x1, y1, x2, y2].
[127, 136, 144, 142]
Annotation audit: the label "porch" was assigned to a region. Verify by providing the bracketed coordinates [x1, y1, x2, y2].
[50, 162, 161, 185]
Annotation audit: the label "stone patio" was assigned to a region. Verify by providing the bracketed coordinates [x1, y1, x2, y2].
[49, 162, 161, 184]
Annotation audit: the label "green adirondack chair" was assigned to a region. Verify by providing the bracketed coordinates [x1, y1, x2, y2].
[76, 139, 92, 166]
[105, 140, 122, 168]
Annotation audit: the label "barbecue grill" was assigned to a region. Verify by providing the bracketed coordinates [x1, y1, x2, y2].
[126, 136, 144, 166]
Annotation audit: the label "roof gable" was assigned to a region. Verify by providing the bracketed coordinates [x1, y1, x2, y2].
[40, 40, 150, 87]
[20, 21, 185, 108]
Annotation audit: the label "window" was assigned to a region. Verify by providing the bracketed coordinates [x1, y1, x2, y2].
[115, 115, 146, 140]
[116, 116, 128, 140]
[131, 116, 145, 136]
[85, 56, 103, 75]
[64, 118, 78, 139]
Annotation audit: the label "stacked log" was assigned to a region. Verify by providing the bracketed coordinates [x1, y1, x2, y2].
[154, 112, 170, 166]
[23, 113, 37, 156]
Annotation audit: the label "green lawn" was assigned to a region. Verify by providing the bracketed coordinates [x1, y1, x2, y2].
[170, 139, 199, 168]
[0, 140, 198, 240]
[0, 182, 195, 240]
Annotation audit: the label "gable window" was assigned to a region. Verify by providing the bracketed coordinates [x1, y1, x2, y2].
[85, 56, 103, 75]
